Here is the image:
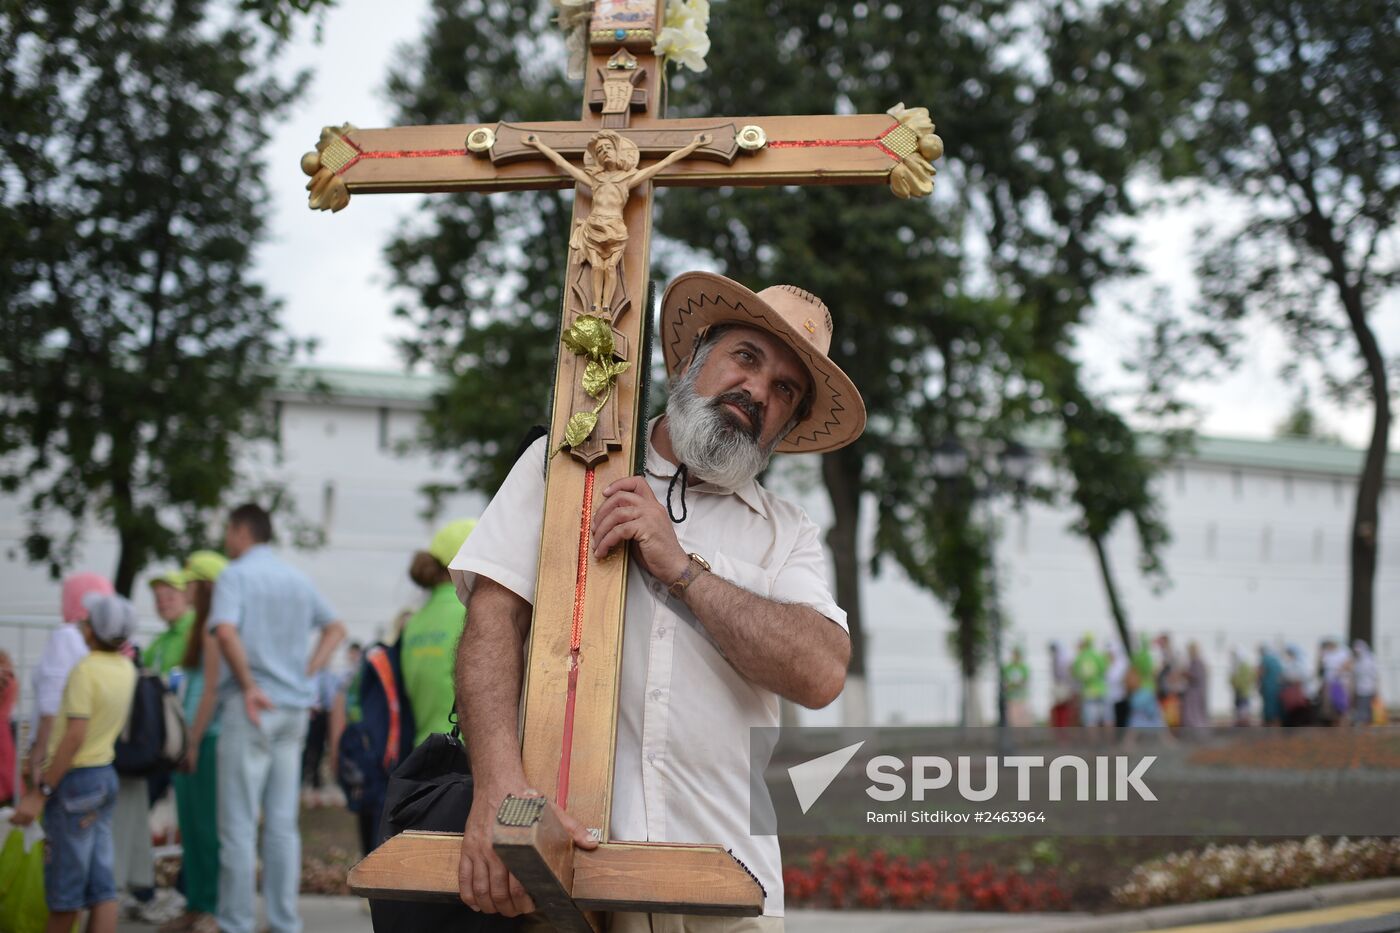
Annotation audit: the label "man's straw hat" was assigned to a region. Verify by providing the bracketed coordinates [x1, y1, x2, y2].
[660, 272, 866, 453]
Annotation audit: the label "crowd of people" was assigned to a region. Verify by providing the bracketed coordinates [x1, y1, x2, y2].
[2, 502, 479, 933]
[1002, 632, 1386, 732]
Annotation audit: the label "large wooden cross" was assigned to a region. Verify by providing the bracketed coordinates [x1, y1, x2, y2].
[307, 2, 941, 929]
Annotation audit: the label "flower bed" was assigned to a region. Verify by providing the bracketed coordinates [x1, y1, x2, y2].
[1113, 837, 1400, 908]
[783, 847, 1071, 912]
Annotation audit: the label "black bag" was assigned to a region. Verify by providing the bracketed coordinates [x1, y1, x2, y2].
[114, 669, 187, 776]
[368, 731, 521, 933]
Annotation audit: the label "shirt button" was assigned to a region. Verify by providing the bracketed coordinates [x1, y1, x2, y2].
[656, 626, 666, 637]
[647, 752, 657, 764]
[651, 689, 663, 700]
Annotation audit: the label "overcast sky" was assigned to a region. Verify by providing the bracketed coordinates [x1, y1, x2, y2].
[257, 0, 1396, 448]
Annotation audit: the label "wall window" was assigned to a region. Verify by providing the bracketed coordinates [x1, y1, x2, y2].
[1231, 470, 1244, 500]
[378, 407, 391, 451]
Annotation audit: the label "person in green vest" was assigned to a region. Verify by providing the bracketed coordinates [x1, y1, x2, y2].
[144, 568, 194, 677]
[1071, 634, 1111, 731]
[1002, 645, 1032, 726]
[400, 519, 477, 746]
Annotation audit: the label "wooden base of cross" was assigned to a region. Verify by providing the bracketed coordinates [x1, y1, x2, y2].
[347, 796, 765, 931]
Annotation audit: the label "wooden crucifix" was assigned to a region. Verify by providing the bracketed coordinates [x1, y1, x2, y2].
[304, 2, 942, 929]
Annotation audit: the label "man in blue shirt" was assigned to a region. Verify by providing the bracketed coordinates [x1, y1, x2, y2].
[210, 503, 346, 933]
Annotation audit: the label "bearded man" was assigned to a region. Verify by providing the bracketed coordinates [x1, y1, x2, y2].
[448, 272, 866, 931]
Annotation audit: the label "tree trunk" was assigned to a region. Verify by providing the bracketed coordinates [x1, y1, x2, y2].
[114, 527, 141, 597]
[1090, 532, 1134, 653]
[822, 447, 869, 725]
[1288, 166, 1389, 648]
[111, 472, 140, 597]
[958, 608, 980, 727]
[1343, 290, 1389, 648]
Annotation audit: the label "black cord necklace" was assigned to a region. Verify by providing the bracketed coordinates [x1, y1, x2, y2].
[665, 463, 690, 523]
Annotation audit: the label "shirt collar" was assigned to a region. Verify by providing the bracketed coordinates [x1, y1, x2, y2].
[644, 416, 769, 520]
[240, 543, 271, 561]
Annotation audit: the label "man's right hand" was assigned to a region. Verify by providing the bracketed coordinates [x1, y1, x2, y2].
[244, 684, 274, 726]
[459, 779, 598, 916]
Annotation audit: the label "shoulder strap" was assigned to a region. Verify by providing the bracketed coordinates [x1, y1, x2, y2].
[366, 646, 403, 770]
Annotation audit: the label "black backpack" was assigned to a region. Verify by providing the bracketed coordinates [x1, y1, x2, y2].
[114, 669, 187, 776]
[367, 730, 520, 933]
[337, 642, 416, 815]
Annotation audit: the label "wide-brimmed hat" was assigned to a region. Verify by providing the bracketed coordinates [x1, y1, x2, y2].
[659, 272, 866, 453]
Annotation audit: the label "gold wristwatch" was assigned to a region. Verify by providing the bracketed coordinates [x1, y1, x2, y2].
[668, 552, 711, 599]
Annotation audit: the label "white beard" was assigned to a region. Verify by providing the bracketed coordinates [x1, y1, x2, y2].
[665, 372, 779, 491]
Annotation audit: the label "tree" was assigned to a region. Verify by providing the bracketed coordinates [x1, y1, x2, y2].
[969, 0, 1205, 659]
[0, 0, 316, 594]
[1167, 0, 1399, 644]
[385, 0, 576, 494]
[387, 0, 1184, 723]
[661, 0, 1190, 714]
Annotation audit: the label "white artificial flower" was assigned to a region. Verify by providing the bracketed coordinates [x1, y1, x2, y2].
[654, 0, 711, 72]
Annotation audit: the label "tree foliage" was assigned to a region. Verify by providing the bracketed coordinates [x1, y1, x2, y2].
[661, 0, 1187, 673]
[385, 1, 577, 493]
[0, 0, 313, 593]
[386, 0, 1184, 712]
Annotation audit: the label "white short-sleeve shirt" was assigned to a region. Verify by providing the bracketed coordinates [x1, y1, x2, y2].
[450, 419, 847, 917]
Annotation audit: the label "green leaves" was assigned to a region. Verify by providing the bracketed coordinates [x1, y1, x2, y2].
[384, 1, 574, 490]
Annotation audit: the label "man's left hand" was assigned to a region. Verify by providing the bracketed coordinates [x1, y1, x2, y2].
[592, 476, 689, 584]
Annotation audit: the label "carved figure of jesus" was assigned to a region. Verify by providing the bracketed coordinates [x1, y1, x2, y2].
[526, 129, 712, 314]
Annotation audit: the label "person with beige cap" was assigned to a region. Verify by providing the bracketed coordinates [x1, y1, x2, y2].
[448, 272, 863, 929]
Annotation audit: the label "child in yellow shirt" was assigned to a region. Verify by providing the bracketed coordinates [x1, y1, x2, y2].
[13, 593, 138, 933]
